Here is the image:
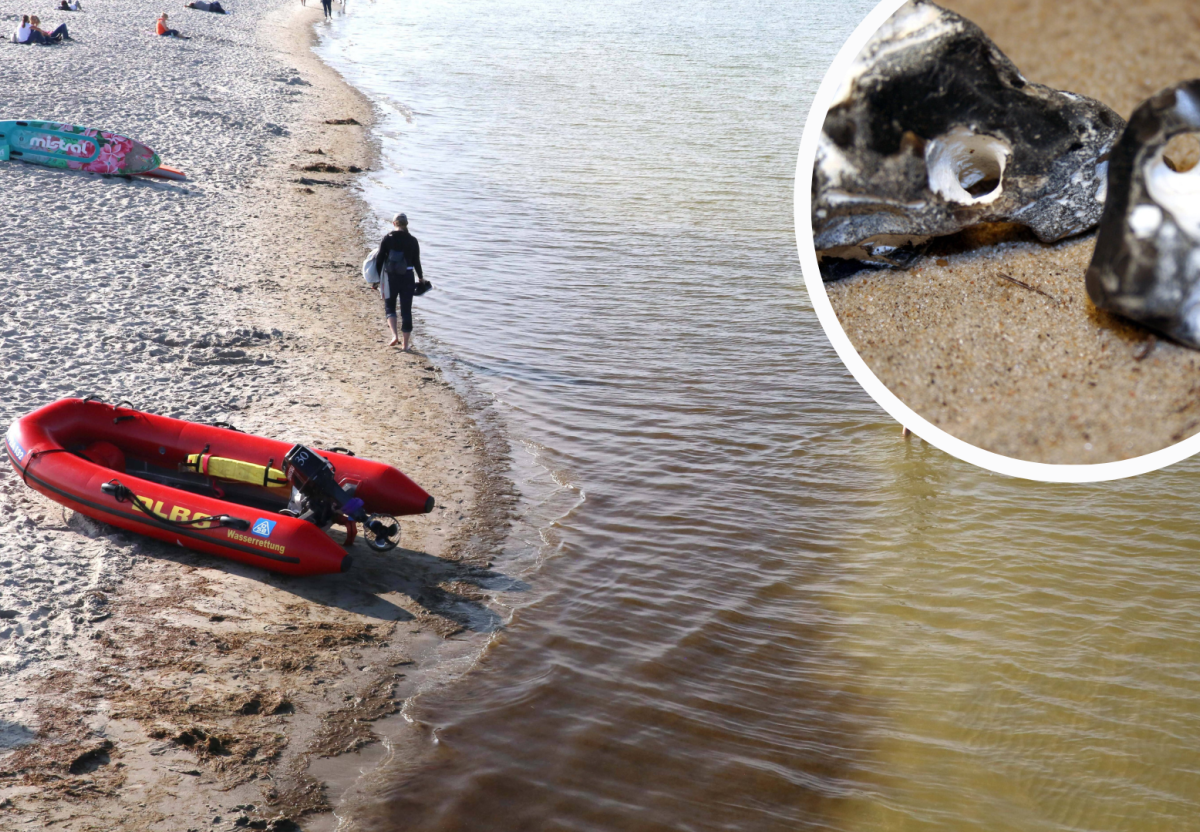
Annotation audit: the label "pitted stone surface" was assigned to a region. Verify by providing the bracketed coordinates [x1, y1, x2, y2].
[1087, 80, 1200, 348]
[813, 0, 1124, 276]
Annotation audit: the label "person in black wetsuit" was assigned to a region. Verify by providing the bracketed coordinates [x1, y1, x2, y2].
[321, 0, 332, 19]
[373, 212, 424, 351]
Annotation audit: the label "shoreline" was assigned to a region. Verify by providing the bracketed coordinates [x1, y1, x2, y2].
[0, 0, 514, 828]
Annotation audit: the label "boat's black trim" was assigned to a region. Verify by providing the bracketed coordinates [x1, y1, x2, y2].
[4, 437, 302, 565]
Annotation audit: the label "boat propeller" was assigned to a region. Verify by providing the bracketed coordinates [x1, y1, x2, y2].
[362, 514, 400, 552]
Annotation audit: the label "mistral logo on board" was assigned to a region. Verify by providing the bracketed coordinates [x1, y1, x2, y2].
[251, 518, 277, 538]
[27, 135, 94, 156]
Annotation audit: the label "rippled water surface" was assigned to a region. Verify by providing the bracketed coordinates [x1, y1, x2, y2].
[317, 2, 1200, 830]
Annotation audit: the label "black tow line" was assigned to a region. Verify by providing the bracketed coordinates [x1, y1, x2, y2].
[21, 448, 75, 487]
[100, 479, 250, 531]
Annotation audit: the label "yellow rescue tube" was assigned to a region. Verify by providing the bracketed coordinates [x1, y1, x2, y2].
[186, 453, 288, 489]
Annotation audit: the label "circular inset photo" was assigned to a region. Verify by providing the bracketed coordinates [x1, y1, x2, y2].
[796, 0, 1200, 481]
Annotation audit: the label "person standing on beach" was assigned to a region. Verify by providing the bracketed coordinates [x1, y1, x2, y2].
[321, 0, 332, 19]
[373, 213, 424, 351]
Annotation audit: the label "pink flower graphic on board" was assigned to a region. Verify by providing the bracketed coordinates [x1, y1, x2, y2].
[82, 157, 119, 174]
[94, 141, 129, 170]
[56, 122, 74, 133]
[66, 160, 83, 171]
[80, 128, 98, 138]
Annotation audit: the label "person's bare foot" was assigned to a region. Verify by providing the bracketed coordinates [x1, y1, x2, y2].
[387, 337, 399, 347]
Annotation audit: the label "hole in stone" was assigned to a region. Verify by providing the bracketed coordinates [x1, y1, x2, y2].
[965, 171, 1001, 198]
[926, 127, 1010, 205]
[1146, 134, 1200, 240]
[1164, 132, 1200, 173]
[958, 150, 1003, 196]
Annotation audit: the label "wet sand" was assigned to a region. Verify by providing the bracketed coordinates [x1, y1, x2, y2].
[0, 1, 511, 828]
[823, 0, 1200, 464]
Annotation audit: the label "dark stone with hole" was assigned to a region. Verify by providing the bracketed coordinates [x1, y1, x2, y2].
[813, 0, 1124, 278]
[1086, 80, 1200, 347]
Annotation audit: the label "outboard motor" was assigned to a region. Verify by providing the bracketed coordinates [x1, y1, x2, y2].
[281, 444, 400, 551]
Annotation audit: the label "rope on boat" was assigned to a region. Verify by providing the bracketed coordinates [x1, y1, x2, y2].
[100, 479, 250, 531]
[20, 448, 75, 487]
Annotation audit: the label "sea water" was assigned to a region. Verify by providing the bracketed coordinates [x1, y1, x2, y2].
[316, 2, 1200, 829]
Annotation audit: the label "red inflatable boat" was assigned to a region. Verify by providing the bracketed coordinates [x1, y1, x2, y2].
[4, 397, 434, 576]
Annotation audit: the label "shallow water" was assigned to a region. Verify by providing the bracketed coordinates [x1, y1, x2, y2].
[317, 2, 1200, 830]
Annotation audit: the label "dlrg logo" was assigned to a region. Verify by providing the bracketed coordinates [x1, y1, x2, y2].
[251, 518, 277, 538]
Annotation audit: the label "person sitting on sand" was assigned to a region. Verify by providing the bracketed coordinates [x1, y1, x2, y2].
[13, 15, 32, 42]
[29, 15, 69, 42]
[156, 12, 190, 37]
[58, 1, 82, 10]
[373, 213, 426, 351]
[185, 1, 227, 13]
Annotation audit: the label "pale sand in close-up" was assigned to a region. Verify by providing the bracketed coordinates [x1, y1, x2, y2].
[823, 0, 1200, 464]
[0, 1, 511, 829]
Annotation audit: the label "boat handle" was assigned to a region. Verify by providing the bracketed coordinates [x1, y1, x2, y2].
[81, 395, 140, 422]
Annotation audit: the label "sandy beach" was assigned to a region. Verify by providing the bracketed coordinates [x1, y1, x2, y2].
[821, 0, 1200, 464]
[0, 1, 511, 828]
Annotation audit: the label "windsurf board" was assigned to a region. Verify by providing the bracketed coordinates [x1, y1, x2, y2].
[0, 119, 161, 175]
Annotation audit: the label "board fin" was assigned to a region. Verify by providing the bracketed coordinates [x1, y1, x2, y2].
[137, 165, 187, 181]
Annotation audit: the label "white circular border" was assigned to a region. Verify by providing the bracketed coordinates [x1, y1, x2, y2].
[794, 0, 1200, 483]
